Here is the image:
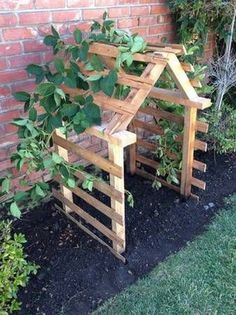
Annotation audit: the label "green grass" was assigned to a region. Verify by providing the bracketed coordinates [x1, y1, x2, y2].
[94, 195, 236, 315]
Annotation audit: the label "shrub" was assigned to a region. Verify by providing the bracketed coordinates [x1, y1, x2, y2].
[0, 220, 38, 314]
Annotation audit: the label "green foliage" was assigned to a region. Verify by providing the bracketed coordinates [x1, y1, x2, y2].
[0, 221, 38, 314]
[203, 105, 236, 153]
[0, 14, 151, 218]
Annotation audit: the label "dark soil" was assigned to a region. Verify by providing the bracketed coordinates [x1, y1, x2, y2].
[14, 152, 236, 315]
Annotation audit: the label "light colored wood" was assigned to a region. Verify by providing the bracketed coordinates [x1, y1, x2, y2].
[191, 177, 206, 190]
[147, 42, 186, 55]
[136, 154, 160, 169]
[137, 138, 177, 160]
[53, 189, 124, 246]
[86, 125, 136, 147]
[53, 133, 122, 178]
[54, 129, 73, 213]
[149, 87, 211, 110]
[133, 119, 164, 135]
[194, 139, 208, 152]
[193, 160, 207, 172]
[190, 79, 202, 88]
[55, 204, 126, 262]
[128, 123, 137, 175]
[108, 143, 125, 254]
[74, 169, 123, 203]
[180, 107, 197, 197]
[180, 62, 194, 72]
[54, 178, 123, 225]
[136, 168, 180, 193]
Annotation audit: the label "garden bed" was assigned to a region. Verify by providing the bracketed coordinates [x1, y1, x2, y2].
[15, 151, 236, 315]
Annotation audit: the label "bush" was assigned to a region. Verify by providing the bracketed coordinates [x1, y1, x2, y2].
[0, 220, 38, 314]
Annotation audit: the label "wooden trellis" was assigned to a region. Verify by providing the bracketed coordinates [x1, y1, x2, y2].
[52, 42, 211, 261]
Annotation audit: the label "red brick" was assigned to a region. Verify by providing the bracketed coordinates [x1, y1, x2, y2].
[0, 98, 20, 112]
[0, 58, 8, 71]
[3, 28, 37, 41]
[68, 21, 91, 32]
[0, 70, 28, 84]
[0, 149, 8, 161]
[131, 6, 149, 16]
[18, 12, 51, 25]
[11, 80, 36, 94]
[0, 123, 17, 135]
[0, 110, 21, 123]
[9, 54, 42, 69]
[23, 40, 47, 53]
[118, 0, 138, 3]
[0, 86, 11, 97]
[83, 9, 105, 20]
[0, 43, 22, 56]
[38, 24, 67, 36]
[52, 10, 81, 23]
[150, 5, 170, 15]
[0, 159, 12, 172]
[118, 18, 139, 28]
[68, 0, 94, 7]
[139, 16, 157, 26]
[0, 13, 17, 27]
[130, 27, 148, 37]
[0, 0, 33, 10]
[149, 24, 175, 35]
[95, 0, 117, 5]
[139, 0, 160, 3]
[108, 7, 129, 18]
[35, 0, 65, 9]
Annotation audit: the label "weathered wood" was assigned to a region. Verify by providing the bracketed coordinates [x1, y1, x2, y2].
[55, 204, 126, 262]
[191, 177, 206, 190]
[53, 133, 123, 178]
[180, 107, 197, 197]
[181, 62, 194, 72]
[136, 154, 160, 169]
[108, 143, 125, 253]
[133, 119, 164, 135]
[54, 129, 73, 213]
[53, 189, 124, 246]
[128, 123, 137, 175]
[193, 160, 207, 172]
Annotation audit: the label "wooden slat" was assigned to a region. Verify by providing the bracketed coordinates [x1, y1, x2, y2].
[89, 42, 168, 64]
[194, 139, 208, 152]
[74, 170, 123, 203]
[136, 168, 180, 193]
[191, 177, 206, 190]
[137, 138, 178, 160]
[149, 87, 211, 110]
[180, 107, 197, 197]
[147, 42, 186, 55]
[193, 160, 207, 172]
[139, 106, 209, 133]
[190, 79, 202, 88]
[133, 119, 164, 135]
[55, 204, 126, 263]
[61, 183, 124, 226]
[93, 94, 135, 115]
[53, 189, 124, 246]
[128, 123, 137, 175]
[136, 154, 160, 169]
[108, 143, 125, 253]
[53, 133, 122, 178]
[181, 62, 194, 72]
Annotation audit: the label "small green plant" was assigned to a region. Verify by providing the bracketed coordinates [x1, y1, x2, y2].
[0, 220, 38, 314]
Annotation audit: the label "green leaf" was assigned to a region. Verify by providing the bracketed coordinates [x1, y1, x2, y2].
[51, 25, 59, 38]
[10, 202, 21, 218]
[61, 103, 79, 118]
[54, 58, 65, 73]
[12, 118, 28, 126]
[40, 95, 57, 113]
[67, 177, 76, 188]
[29, 107, 37, 121]
[83, 102, 101, 125]
[35, 184, 46, 197]
[26, 64, 44, 76]
[36, 83, 56, 97]
[78, 41, 89, 61]
[52, 152, 64, 164]
[86, 74, 103, 81]
[44, 34, 58, 47]
[73, 29, 82, 44]
[60, 164, 69, 179]
[1, 178, 10, 193]
[100, 70, 118, 96]
[14, 191, 28, 202]
[90, 54, 104, 71]
[48, 115, 62, 129]
[13, 91, 30, 102]
[131, 36, 146, 53]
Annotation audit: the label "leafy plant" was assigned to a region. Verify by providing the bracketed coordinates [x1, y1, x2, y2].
[0, 220, 38, 314]
[0, 15, 150, 218]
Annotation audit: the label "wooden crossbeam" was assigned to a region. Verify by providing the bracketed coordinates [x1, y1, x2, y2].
[53, 133, 122, 178]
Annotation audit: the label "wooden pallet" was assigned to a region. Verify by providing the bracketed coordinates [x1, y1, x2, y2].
[53, 42, 211, 261]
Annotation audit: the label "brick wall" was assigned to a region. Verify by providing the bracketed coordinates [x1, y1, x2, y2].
[0, 0, 175, 187]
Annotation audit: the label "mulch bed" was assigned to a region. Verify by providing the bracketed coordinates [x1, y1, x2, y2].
[14, 152, 236, 315]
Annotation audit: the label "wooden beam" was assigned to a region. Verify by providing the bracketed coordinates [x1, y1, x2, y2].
[108, 143, 126, 254]
[53, 133, 123, 178]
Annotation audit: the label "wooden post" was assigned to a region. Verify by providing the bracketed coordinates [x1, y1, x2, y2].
[180, 107, 197, 197]
[127, 123, 136, 175]
[54, 129, 73, 213]
[108, 143, 125, 253]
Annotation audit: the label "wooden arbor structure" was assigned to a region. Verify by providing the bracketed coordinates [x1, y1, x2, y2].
[53, 42, 211, 261]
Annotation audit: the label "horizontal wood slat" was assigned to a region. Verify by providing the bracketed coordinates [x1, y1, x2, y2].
[53, 133, 122, 178]
[136, 154, 160, 169]
[53, 189, 124, 246]
[54, 177, 123, 225]
[55, 204, 126, 262]
[149, 87, 211, 110]
[133, 119, 164, 135]
[191, 177, 206, 190]
[193, 160, 207, 172]
[74, 170, 123, 203]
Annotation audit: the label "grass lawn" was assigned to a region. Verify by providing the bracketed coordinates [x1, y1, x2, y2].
[94, 195, 236, 315]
